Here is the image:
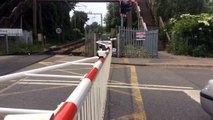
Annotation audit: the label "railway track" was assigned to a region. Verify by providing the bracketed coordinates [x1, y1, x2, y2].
[43, 40, 85, 55]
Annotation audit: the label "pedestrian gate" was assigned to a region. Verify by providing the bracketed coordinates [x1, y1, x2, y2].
[118, 27, 158, 58]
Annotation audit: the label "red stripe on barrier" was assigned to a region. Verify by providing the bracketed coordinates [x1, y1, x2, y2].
[85, 68, 98, 81]
[54, 102, 77, 120]
[99, 58, 105, 62]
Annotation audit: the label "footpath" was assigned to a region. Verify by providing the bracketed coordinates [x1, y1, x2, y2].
[112, 51, 213, 68]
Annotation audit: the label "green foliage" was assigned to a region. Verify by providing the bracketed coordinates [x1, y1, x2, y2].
[21, 3, 75, 43]
[154, 0, 208, 21]
[167, 13, 213, 57]
[71, 28, 83, 40]
[123, 44, 149, 58]
[71, 11, 88, 39]
[9, 43, 44, 54]
[41, 3, 73, 43]
[105, 3, 120, 32]
[85, 22, 103, 34]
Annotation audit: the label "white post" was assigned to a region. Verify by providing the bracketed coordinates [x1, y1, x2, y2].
[5, 34, 9, 54]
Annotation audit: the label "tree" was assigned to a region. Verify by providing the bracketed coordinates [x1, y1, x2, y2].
[40, 3, 74, 43]
[104, 3, 120, 32]
[154, 0, 208, 21]
[167, 13, 213, 57]
[21, 2, 75, 43]
[85, 22, 102, 33]
[71, 11, 88, 36]
[206, 0, 213, 12]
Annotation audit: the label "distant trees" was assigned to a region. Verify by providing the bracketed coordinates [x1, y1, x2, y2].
[70, 11, 88, 39]
[104, 3, 120, 32]
[41, 3, 74, 43]
[21, 2, 89, 43]
[85, 22, 102, 34]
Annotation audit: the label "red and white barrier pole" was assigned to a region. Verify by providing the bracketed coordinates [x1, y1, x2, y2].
[53, 48, 110, 120]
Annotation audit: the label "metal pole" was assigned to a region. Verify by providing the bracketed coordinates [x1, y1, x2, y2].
[121, 15, 124, 28]
[127, 10, 132, 29]
[94, 33, 96, 56]
[33, 0, 37, 38]
[5, 34, 9, 54]
[101, 14, 103, 27]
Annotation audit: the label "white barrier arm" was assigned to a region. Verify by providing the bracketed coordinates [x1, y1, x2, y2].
[2, 41, 112, 120]
[4, 114, 53, 120]
[25, 74, 83, 79]
[0, 56, 98, 82]
[53, 43, 111, 120]
[0, 107, 52, 114]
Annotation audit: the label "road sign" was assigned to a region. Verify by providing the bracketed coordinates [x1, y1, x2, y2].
[136, 32, 146, 40]
[56, 28, 62, 34]
[0, 29, 23, 36]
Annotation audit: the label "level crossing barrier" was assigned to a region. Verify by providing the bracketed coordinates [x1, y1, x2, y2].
[0, 41, 112, 120]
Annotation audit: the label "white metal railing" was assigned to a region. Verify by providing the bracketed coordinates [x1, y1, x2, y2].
[0, 41, 112, 120]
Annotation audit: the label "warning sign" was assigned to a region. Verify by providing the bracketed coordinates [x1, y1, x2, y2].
[136, 32, 146, 40]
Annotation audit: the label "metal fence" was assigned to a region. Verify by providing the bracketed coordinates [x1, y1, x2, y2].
[0, 31, 33, 55]
[0, 41, 112, 120]
[118, 27, 158, 58]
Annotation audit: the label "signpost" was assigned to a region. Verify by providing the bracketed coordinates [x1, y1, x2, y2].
[55, 28, 62, 34]
[56, 27, 62, 43]
[136, 32, 146, 40]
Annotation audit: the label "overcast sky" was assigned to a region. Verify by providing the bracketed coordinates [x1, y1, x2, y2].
[70, 2, 108, 26]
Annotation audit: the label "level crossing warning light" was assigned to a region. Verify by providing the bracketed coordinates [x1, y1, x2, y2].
[120, 0, 133, 15]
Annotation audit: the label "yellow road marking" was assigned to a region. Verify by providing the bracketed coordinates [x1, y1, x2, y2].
[61, 68, 91, 71]
[54, 69, 83, 76]
[129, 59, 147, 120]
[39, 62, 53, 65]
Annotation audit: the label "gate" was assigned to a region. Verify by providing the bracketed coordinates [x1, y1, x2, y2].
[118, 27, 158, 58]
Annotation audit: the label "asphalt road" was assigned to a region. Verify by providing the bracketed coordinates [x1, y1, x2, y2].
[0, 56, 213, 120]
[137, 66, 213, 120]
[0, 55, 90, 119]
[104, 65, 213, 120]
[0, 55, 51, 76]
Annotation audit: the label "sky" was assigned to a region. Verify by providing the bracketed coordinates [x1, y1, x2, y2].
[70, 2, 108, 26]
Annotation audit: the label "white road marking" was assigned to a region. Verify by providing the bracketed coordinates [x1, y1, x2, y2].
[184, 90, 201, 103]
[108, 83, 193, 90]
[17, 79, 200, 103]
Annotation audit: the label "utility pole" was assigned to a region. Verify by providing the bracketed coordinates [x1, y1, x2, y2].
[87, 12, 103, 27]
[33, 0, 37, 38]
[127, 9, 132, 28]
[121, 15, 124, 28]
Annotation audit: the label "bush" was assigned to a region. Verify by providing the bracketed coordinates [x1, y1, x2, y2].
[10, 43, 44, 55]
[123, 44, 149, 58]
[166, 13, 213, 57]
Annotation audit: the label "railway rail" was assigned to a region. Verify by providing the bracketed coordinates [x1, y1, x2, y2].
[43, 40, 85, 55]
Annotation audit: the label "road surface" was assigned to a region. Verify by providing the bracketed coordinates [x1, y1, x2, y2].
[0, 56, 212, 120]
